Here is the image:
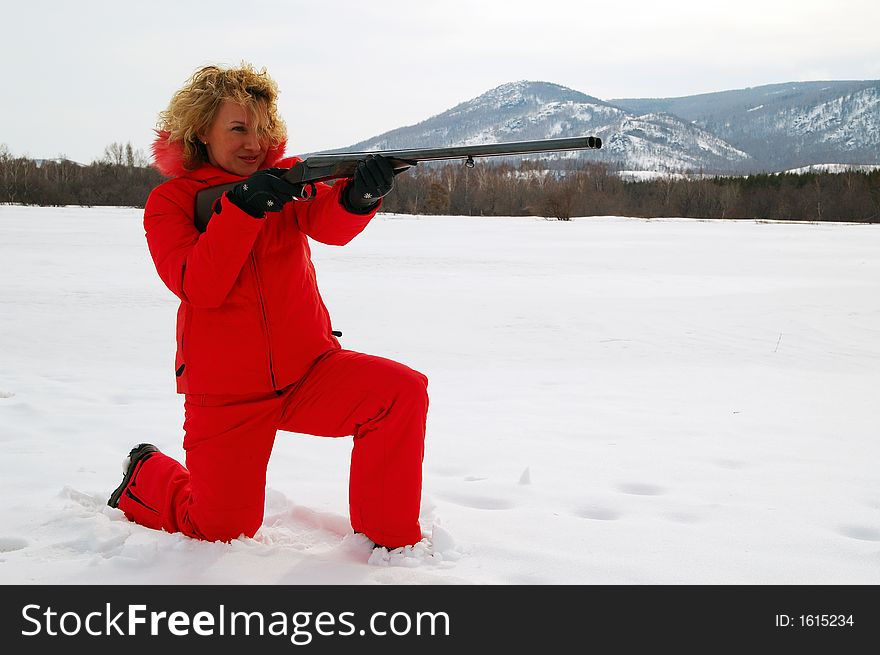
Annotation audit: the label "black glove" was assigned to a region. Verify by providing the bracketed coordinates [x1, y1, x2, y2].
[343, 154, 395, 214]
[226, 168, 299, 218]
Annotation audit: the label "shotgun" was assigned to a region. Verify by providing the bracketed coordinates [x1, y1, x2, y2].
[194, 135, 602, 231]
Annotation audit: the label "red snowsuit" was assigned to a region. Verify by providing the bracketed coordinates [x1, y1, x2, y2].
[116, 133, 428, 548]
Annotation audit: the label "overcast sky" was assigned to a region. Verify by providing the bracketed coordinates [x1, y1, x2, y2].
[2, 0, 878, 164]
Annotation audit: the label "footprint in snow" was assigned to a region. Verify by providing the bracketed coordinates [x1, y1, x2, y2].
[437, 492, 516, 510]
[574, 505, 622, 521]
[837, 525, 880, 542]
[0, 537, 29, 552]
[617, 482, 666, 496]
[663, 511, 705, 524]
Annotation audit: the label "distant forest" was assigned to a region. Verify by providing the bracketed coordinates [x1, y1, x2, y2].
[2, 143, 878, 223]
[0, 143, 162, 208]
[382, 161, 880, 223]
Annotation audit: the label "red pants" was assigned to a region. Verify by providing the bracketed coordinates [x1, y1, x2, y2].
[117, 350, 429, 548]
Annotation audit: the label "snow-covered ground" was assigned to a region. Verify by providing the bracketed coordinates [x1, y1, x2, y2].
[1, 206, 878, 584]
[780, 163, 880, 175]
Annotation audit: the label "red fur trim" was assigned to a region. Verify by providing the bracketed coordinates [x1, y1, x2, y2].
[150, 129, 287, 178]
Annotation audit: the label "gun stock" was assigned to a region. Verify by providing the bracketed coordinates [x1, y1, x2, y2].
[194, 135, 602, 231]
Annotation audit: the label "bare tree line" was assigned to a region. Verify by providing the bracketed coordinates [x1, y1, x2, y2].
[382, 160, 880, 223]
[0, 142, 163, 207]
[2, 144, 878, 222]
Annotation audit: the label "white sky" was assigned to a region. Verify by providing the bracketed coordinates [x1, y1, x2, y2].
[2, 0, 879, 163]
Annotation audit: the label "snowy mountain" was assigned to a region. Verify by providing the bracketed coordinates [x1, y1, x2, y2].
[612, 81, 880, 171]
[594, 112, 752, 173]
[327, 80, 879, 174]
[346, 81, 625, 150]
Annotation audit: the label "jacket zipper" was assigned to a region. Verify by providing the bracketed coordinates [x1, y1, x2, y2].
[251, 252, 278, 390]
[125, 489, 159, 514]
[177, 304, 189, 377]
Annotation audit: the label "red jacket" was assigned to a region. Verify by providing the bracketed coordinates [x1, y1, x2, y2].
[145, 132, 379, 394]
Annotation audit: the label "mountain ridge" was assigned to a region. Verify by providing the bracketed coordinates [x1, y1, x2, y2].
[331, 80, 880, 173]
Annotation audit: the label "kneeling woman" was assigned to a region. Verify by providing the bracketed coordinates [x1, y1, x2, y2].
[108, 63, 428, 550]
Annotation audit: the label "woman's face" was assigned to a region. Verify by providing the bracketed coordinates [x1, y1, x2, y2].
[200, 99, 268, 176]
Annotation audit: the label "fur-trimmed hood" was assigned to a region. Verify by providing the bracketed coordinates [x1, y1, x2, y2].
[150, 129, 287, 178]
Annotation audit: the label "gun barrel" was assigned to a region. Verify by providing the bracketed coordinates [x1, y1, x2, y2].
[304, 135, 601, 167]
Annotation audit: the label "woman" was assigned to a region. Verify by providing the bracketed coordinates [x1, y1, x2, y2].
[108, 63, 428, 550]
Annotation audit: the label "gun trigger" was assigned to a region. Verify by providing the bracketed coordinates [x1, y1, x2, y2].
[295, 182, 317, 201]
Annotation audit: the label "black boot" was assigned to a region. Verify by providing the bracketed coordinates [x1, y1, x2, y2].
[107, 443, 160, 508]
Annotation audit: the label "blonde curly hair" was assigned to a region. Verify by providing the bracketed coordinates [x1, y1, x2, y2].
[158, 63, 287, 171]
